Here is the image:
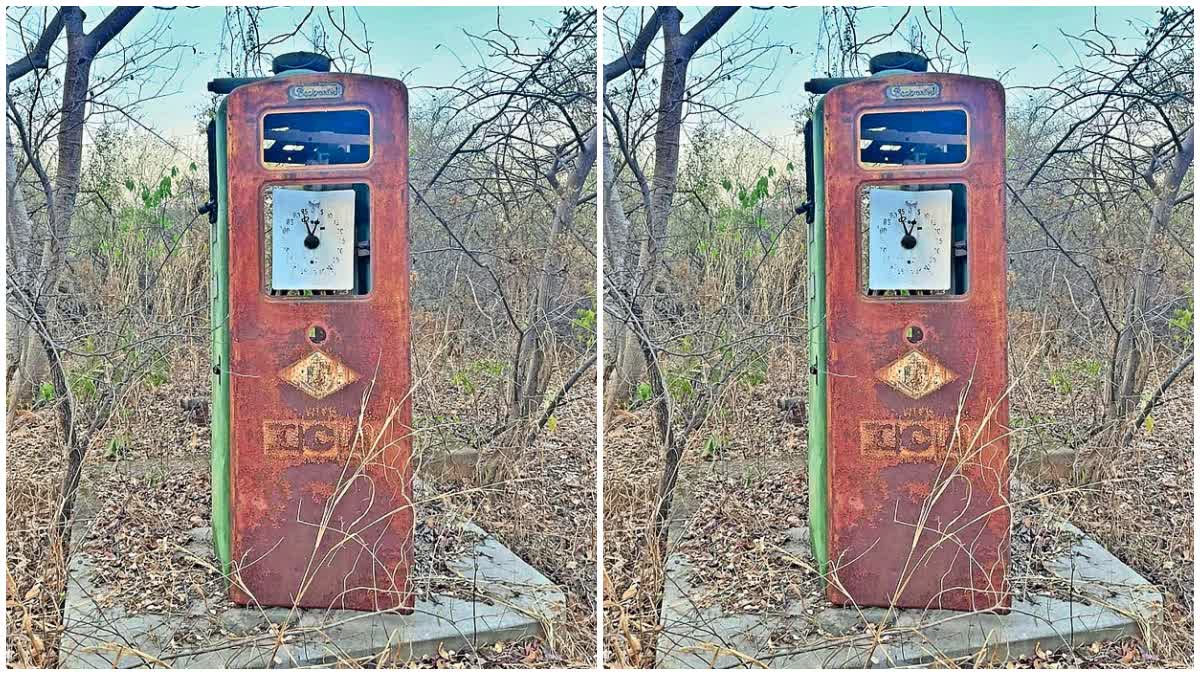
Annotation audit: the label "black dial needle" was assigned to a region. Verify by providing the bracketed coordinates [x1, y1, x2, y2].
[899, 212, 918, 250]
[302, 209, 321, 250]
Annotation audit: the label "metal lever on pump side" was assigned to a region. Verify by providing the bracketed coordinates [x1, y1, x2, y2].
[199, 120, 219, 223]
[804, 77, 864, 94]
[795, 199, 814, 220]
[207, 77, 268, 95]
[799, 118, 816, 224]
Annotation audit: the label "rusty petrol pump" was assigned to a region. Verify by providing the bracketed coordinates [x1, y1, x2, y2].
[204, 52, 414, 611]
[802, 52, 1010, 612]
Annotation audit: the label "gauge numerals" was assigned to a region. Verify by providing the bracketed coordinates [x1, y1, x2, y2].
[271, 187, 355, 291]
[867, 188, 952, 291]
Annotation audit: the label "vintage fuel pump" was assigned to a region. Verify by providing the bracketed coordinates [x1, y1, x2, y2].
[205, 52, 414, 611]
[803, 53, 1010, 611]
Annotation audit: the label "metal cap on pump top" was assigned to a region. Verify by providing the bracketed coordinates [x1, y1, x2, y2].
[867, 51, 929, 74]
[272, 51, 332, 75]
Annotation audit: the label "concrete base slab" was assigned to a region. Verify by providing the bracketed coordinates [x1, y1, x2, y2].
[61, 523, 564, 668]
[658, 471, 1161, 668]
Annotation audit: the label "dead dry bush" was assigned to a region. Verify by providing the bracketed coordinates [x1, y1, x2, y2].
[6, 332, 598, 667]
[601, 405, 665, 668]
[6, 413, 69, 668]
[407, 324, 598, 666]
[603, 331, 1193, 668]
[5, 167, 209, 668]
[1008, 333, 1195, 664]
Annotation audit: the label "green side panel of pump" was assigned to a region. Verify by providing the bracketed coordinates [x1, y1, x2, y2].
[210, 100, 232, 575]
[806, 98, 829, 575]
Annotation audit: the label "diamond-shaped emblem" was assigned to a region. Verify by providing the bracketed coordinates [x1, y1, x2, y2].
[877, 350, 956, 400]
[279, 351, 360, 400]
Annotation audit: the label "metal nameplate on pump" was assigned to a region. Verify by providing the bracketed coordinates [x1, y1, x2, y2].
[885, 83, 941, 100]
[288, 83, 344, 100]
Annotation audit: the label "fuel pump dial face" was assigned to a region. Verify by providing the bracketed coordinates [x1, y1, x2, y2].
[867, 188, 952, 291]
[271, 187, 355, 291]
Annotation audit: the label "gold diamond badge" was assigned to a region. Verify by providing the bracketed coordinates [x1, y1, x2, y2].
[877, 350, 956, 400]
[280, 351, 360, 400]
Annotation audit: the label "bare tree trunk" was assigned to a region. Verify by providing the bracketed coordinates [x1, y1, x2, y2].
[9, 9, 95, 428]
[41, 9, 90, 290]
[636, 9, 689, 317]
[601, 7, 738, 412]
[517, 129, 598, 418]
[611, 35, 689, 400]
[6, 6, 143, 541]
[602, 138, 643, 417]
[1106, 129, 1193, 427]
[5, 133, 48, 424]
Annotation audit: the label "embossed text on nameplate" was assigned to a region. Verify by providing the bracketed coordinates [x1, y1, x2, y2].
[885, 83, 941, 100]
[288, 83, 344, 101]
[860, 418, 975, 462]
[263, 419, 355, 459]
[262, 418, 383, 460]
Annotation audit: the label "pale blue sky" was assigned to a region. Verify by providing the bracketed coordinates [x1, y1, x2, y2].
[7, 5, 1171, 143]
[610, 5, 1168, 138]
[7, 6, 572, 138]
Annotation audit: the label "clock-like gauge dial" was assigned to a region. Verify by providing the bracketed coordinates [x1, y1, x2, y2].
[271, 187, 356, 291]
[867, 187, 953, 291]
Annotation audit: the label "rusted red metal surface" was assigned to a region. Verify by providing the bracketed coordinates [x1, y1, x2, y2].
[225, 73, 413, 611]
[823, 73, 1010, 611]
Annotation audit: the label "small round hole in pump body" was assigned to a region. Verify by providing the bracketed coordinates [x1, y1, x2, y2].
[905, 325, 924, 345]
[308, 325, 328, 345]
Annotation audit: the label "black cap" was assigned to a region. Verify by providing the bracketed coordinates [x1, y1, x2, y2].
[868, 51, 929, 74]
[271, 51, 331, 75]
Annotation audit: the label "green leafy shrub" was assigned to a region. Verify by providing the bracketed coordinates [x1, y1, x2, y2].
[1047, 358, 1102, 395]
[450, 359, 507, 395]
[571, 308, 597, 346]
[1169, 297, 1193, 347]
[104, 433, 131, 461]
[700, 433, 724, 461]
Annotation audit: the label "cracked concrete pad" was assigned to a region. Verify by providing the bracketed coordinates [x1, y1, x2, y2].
[60, 524, 564, 668]
[658, 505, 1161, 668]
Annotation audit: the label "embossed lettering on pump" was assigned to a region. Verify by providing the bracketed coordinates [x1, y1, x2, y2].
[288, 83, 344, 100]
[885, 83, 941, 100]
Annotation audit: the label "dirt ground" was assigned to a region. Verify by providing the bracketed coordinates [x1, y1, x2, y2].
[602, 341, 1194, 668]
[5, 339, 597, 668]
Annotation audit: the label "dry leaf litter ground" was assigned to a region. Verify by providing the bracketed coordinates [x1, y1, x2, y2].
[6, 336, 596, 668]
[603, 339, 1193, 668]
